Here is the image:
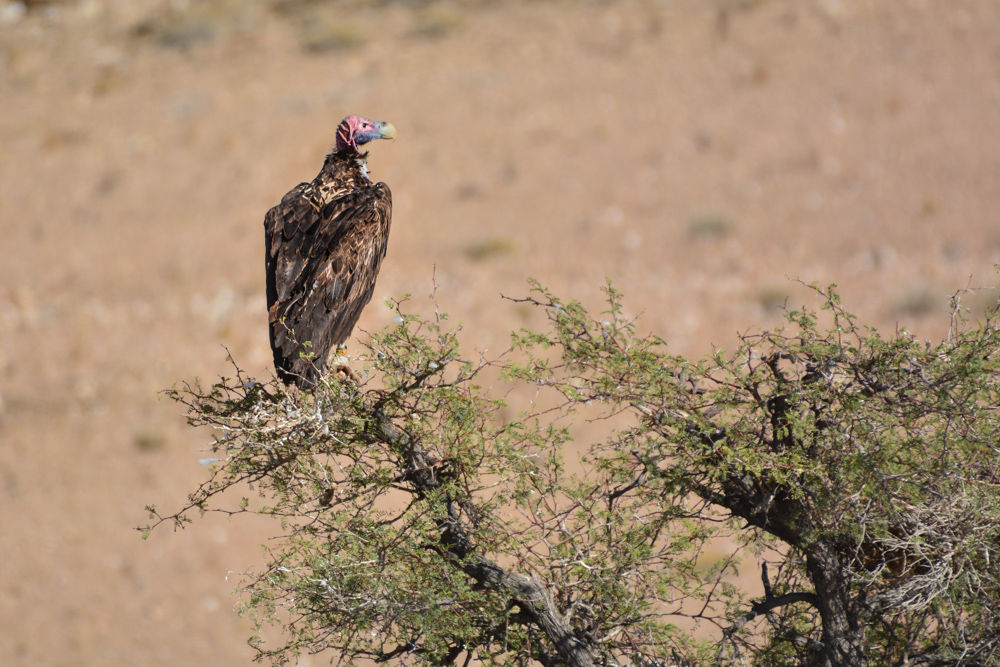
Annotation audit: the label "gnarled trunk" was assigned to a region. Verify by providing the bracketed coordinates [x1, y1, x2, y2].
[806, 543, 867, 667]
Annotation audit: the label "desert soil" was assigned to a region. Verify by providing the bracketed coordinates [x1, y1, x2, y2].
[1, 0, 999, 664]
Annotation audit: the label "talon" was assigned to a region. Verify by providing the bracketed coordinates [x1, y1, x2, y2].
[331, 361, 360, 384]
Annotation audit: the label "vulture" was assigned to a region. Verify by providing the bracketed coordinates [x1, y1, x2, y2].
[264, 115, 396, 388]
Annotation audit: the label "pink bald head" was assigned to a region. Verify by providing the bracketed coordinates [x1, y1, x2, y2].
[335, 115, 397, 153]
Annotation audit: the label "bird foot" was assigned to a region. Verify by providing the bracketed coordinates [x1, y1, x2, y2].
[330, 353, 360, 383]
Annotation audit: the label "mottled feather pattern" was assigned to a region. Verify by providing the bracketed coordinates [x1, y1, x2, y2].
[264, 151, 392, 387]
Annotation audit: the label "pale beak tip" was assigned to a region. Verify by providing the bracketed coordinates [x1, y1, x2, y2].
[378, 122, 397, 140]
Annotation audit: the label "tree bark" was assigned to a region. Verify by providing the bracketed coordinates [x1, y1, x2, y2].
[373, 416, 598, 667]
[806, 543, 867, 667]
[463, 559, 596, 667]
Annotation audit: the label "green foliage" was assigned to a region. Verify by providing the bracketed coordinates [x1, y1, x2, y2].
[147, 281, 1000, 667]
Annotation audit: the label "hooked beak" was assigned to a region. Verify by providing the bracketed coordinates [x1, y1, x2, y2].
[376, 121, 397, 140]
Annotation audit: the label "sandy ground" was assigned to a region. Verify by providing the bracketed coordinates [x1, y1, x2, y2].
[1, 0, 999, 664]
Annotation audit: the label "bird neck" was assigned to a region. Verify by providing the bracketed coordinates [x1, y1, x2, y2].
[315, 151, 373, 199]
[324, 150, 370, 179]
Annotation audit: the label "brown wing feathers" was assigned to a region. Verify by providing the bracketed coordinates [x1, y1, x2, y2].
[265, 156, 392, 388]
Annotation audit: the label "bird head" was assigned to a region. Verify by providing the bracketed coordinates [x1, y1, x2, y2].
[335, 115, 397, 153]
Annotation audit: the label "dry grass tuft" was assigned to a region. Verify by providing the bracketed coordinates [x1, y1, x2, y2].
[411, 6, 462, 38]
[688, 213, 736, 239]
[893, 287, 941, 318]
[464, 237, 518, 261]
[300, 20, 368, 53]
[133, 428, 167, 453]
[133, 12, 217, 50]
[754, 283, 792, 315]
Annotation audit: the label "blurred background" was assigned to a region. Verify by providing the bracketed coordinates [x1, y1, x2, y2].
[1, 0, 999, 664]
